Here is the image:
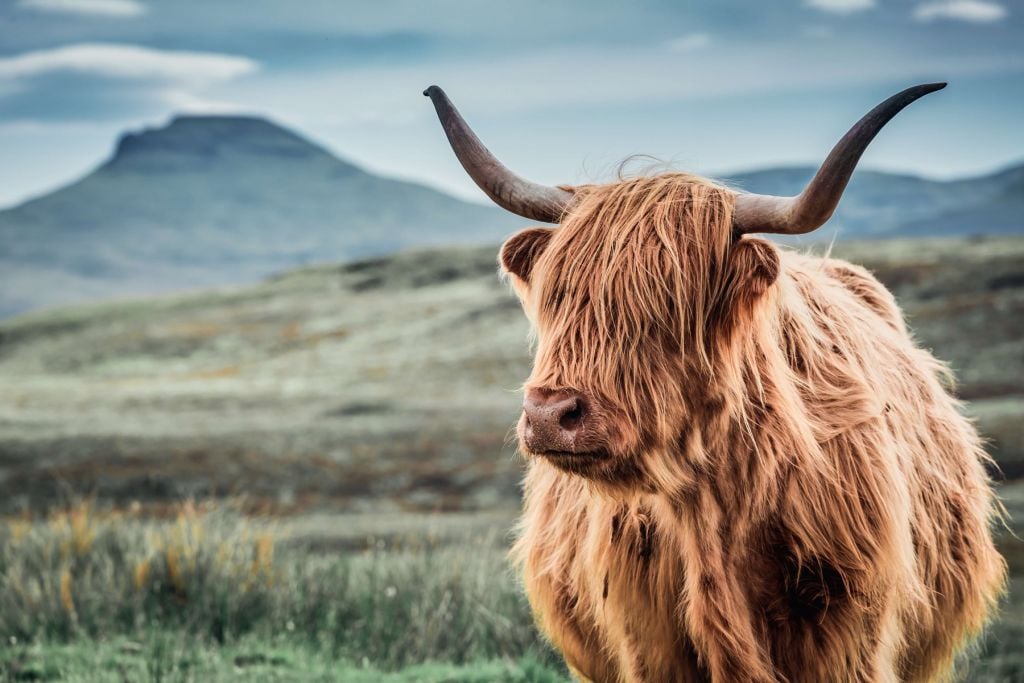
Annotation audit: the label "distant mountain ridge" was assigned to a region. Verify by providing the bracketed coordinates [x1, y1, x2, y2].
[724, 163, 1024, 239]
[0, 113, 1020, 318]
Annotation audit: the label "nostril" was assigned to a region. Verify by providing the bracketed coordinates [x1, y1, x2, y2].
[559, 399, 585, 432]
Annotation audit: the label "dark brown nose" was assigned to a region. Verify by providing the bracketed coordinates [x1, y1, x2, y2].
[522, 388, 593, 454]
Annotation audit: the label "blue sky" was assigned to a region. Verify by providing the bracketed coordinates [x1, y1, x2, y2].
[0, 0, 1021, 207]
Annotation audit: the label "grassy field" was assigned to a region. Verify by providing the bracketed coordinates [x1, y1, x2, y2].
[1, 495, 1022, 682]
[2, 641, 565, 683]
[0, 501, 567, 682]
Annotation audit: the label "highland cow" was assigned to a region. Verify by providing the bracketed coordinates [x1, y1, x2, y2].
[425, 83, 1005, 682]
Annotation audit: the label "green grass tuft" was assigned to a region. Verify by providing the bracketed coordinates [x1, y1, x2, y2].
[0, 502, 564, 680]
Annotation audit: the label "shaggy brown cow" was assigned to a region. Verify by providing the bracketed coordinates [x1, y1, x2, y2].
[425, 83, 1005, 682]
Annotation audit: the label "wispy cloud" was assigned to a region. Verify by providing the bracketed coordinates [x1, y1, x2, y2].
[17, 0, 146, 18]
[0, 44, 258, 122]
[805, 0, 875, 15]
[666, 33, 712, 53]
[158, 88, 251, 114]
[913, 0, 1008, 22]
[0, 43, 258, 84]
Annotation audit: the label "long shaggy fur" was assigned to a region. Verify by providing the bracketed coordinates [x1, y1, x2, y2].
[504, 174, 1005, 682]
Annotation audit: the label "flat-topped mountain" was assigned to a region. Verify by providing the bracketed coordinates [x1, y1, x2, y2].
[0, 115, 516, 317]
[107, 115, 347, 171]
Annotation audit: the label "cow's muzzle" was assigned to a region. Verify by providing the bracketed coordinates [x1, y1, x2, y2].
[520, 387, 607, 459]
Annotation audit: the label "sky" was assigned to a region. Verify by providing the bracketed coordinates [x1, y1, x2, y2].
[0, 0, 1022, 208]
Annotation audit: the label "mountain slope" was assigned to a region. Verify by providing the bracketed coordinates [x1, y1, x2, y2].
[0, 115, 517, 317]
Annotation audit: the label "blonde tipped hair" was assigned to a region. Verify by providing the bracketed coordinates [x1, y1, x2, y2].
[506, 172, 1005, 682]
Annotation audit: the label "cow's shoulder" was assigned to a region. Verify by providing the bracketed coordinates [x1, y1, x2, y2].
[782, 252, 906, 333]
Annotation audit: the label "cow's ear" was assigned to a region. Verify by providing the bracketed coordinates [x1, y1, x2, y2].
[500, 228, 554, 282]
[726, 237, 779, 304]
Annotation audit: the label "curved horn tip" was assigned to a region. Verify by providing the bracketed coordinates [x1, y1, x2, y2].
[907, 82, 947, 98]
[420, 82, 573, 223]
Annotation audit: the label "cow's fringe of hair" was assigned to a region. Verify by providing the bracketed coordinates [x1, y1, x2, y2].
[523, 174, 735, 456]
[510, 173, 1005, 682]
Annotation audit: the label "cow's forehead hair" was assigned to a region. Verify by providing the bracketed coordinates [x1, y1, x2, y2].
[530, 173, 734, 302]
[525, 172, 737, 382]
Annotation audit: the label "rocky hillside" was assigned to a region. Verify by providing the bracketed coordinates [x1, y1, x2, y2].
[0, 236, 1021, 515]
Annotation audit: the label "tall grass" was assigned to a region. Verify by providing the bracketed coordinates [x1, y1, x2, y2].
[0, 501, 559, 672]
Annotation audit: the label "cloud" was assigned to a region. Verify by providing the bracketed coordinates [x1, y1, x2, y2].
[17, 0, 146, 17]
[913, 0, 1008, 22]
[0, 44, 258, 122]
[158, 88, 252, 114]
[0, 43, 258, 85]
[666, 34, 712, 53]
[805, 0, 875, 14]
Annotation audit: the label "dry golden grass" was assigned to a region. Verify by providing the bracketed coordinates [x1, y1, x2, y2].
[0, 500, 556, 672]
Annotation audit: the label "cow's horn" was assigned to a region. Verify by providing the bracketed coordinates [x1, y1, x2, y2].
[733, 82, 947, 235]
[424, 85, 574, 224]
